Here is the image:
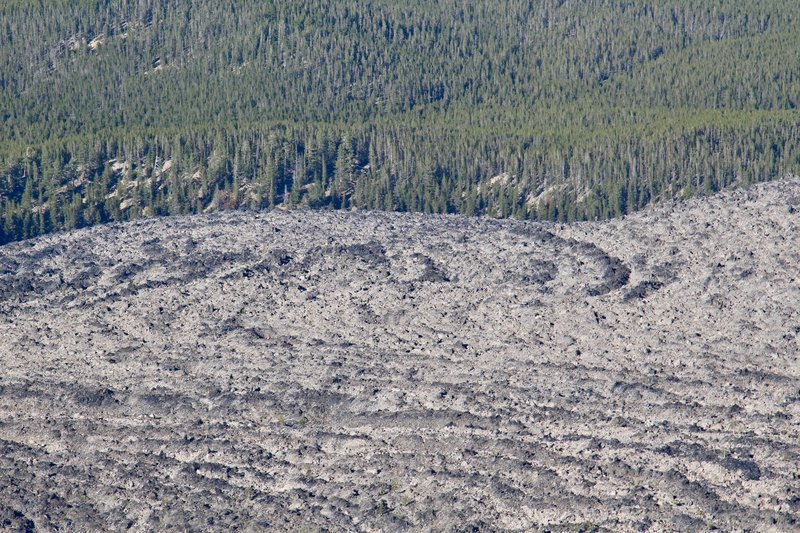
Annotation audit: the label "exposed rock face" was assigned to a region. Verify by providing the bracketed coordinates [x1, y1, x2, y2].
[1, 179, 799, 531]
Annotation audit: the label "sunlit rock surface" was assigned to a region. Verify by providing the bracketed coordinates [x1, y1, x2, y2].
[1, 178, 799, 531]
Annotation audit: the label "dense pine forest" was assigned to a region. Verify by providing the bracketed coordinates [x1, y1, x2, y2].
[1, 0, 798, 243]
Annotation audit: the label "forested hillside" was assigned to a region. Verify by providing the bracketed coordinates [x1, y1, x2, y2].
[1, 0, 798, 243]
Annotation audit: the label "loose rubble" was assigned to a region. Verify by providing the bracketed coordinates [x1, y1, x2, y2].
[1, 178, 799, 531]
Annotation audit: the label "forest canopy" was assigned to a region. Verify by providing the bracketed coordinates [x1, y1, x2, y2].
[1, 0, 798, 242]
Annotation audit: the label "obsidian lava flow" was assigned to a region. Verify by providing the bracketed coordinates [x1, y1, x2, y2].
[1, 179, 799, 531]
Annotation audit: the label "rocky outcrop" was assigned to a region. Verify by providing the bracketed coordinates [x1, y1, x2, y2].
[1, 178, 799, 531]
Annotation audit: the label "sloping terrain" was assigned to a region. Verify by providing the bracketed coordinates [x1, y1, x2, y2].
[1, 178, 799, 531]
[3, 1, 800, 244]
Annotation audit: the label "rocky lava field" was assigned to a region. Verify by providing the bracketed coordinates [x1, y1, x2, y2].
[1, 179, 800, 531]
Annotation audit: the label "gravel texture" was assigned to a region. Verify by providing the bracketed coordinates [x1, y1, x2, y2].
[1, 178, 799, 531]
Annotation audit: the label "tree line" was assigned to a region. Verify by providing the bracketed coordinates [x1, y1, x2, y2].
[1, 0, 798, 243]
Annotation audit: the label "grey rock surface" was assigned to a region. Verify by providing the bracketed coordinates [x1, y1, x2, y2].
[1, 178, 800, 531]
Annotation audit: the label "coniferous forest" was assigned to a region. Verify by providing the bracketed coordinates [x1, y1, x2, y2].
[1, 0, 798, 243]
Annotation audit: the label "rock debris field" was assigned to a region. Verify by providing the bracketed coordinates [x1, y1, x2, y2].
[1, 179, 800, 532]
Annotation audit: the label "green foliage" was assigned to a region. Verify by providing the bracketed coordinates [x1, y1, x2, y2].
[0, 1, 798, 243]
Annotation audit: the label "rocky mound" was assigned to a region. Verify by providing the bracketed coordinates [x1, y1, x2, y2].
[1, 179, 799, 531]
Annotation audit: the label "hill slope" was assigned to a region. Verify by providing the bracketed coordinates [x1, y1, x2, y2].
[1, 1, 799, 243]
[1, 178, 799, 530]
